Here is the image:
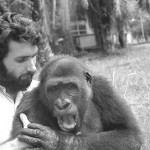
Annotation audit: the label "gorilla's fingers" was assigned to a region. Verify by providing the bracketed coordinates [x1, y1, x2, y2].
[22, 148, 44, 150]
[20, 128, 44, 138]
[27, 123, 50, 131]
[20, 113, 30, 128]
[18, 135, 42, 147]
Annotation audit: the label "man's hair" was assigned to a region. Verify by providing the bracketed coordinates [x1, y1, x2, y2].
[0, 12, 43, 61]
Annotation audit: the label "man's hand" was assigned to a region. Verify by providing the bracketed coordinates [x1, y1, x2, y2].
[18, 123, 59, 150]
[0, 113, 32, 150]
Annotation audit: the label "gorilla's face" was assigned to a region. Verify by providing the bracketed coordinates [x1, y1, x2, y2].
[45, 80, 80, 132]
[41, 57, 92, 133]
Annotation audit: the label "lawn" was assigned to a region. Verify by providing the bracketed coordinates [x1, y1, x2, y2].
[80, 43, 150, 150]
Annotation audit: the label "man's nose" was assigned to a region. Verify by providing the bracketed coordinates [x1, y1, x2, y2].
[27, 59, 37, 72]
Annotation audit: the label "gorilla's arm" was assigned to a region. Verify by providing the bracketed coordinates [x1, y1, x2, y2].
[58, 131, 140, 150]
[56, 77, 142, 150]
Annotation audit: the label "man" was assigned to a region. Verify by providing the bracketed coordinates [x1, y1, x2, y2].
[0, 12, 58, 149]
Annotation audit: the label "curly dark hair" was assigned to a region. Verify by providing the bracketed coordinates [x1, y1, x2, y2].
[0, 12, 43, 61]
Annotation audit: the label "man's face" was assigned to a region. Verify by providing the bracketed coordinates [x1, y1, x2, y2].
[2, 40, 38, 91]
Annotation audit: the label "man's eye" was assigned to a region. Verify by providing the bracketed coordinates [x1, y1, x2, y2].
[16, 59, 26, 63]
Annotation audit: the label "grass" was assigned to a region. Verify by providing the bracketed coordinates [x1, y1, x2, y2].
[79, 43, 150, 150]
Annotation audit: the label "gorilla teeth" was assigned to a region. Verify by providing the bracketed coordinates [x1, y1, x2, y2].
[57, 116, 76, 131]
[62, 116, 74, 124]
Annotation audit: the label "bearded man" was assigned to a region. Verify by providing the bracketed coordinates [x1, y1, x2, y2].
[0, 12, 43, 149]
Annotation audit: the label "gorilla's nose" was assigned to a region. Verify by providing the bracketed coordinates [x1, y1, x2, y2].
[54, 98, 71, 111]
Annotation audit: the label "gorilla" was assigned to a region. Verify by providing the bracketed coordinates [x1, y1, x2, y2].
[12, 55, 142, 150]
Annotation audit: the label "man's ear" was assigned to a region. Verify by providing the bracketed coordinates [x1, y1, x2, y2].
[84, 72, 92, 84]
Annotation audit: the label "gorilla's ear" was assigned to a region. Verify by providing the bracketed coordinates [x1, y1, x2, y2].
[84, 72, 92, 84]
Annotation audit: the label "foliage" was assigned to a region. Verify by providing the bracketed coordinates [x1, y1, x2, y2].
[114, 0, 130, 48]
[48, 0, 76, 55]
[9, 0, 33, 18]
[129, 0, 150, 41]
[87, 0, 112, 52]
[0, 0, 9, 14]
[86, 0, 129, 52]
[131, 19, 150, 40]
[137, 0, 150, 13]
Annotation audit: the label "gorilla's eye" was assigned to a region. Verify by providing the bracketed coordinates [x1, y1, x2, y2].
[66, 83, 78, 90]
[47, 86, 57, 93]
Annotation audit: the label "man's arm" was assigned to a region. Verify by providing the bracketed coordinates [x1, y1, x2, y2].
[0, 138, 31, 150]
[0, 114, 32, 150]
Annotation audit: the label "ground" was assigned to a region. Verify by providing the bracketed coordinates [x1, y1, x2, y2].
[79, 43, 150, 150]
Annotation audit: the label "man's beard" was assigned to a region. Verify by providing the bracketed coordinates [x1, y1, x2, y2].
[0, 63, 34, 92]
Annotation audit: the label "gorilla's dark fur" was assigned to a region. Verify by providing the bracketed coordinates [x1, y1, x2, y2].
[12, 55, 142, 150]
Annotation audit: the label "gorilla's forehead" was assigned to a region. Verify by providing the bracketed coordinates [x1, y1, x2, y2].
[47, 58, 86, 78]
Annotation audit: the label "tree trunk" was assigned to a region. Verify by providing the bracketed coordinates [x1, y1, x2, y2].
[32, 0, 53, 66]
[117, 22, 126, 48]
[31, 0, 40, 21]
[87, 0, 106, 53]
[58, 0, 75, 54]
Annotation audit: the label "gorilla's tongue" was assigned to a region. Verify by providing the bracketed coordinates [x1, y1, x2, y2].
[57, 115, 76, 131]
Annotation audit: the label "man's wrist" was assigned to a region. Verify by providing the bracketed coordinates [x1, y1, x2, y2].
[0, 138, 29, 150]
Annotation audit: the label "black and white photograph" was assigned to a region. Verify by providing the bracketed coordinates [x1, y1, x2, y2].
[0, 0, 149, 150]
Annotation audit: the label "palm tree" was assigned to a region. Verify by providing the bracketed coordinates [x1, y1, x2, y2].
[113, 0, 129, 48]
[79, 0, 129, 52]
[0, 0, 9, 15]
[137, 0, 150, 12]
[135, 0, 150, 41]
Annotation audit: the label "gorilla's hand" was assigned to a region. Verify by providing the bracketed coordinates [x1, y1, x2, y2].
[18, 123, 59, 150]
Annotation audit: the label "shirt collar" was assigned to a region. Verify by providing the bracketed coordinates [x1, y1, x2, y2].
[0, 85, 6, 93]
[0, 85, 24, 107]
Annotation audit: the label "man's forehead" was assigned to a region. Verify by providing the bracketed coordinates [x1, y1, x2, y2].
[8, 40, 38, 57]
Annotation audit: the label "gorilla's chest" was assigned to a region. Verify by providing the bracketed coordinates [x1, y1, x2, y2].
[80, 106, 103, 134]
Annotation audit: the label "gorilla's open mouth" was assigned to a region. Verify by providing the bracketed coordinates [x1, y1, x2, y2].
[57, 115, 77, 131]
